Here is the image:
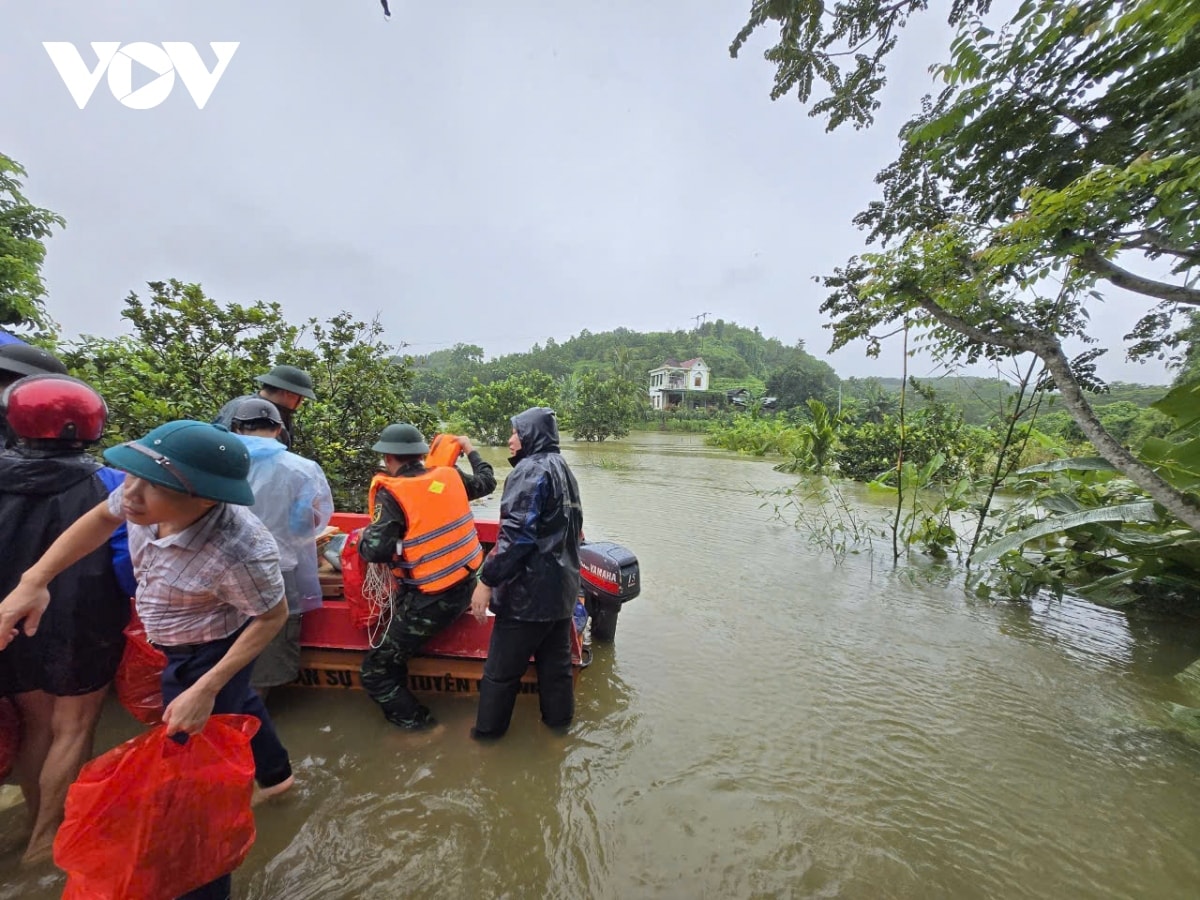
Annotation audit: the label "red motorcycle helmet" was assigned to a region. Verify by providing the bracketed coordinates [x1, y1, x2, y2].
[2, 374, 108, 443]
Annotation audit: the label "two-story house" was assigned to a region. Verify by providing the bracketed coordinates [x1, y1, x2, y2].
[648, 357, 710, 410]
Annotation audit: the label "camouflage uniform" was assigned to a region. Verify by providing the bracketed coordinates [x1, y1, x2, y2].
[359, 577, 475, 726]
[357, 452, 495, 728]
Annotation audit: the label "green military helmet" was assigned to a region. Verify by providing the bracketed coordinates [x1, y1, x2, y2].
[372, 423, 429, 456]
[255, 364, 316, 400]
[104, 420, 255, 505]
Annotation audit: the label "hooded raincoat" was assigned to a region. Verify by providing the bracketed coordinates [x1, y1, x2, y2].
[241, 435, 334, 613]
[479, 408, 583, 621]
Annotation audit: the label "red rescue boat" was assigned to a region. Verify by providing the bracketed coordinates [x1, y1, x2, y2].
[293, 512, 640, 698]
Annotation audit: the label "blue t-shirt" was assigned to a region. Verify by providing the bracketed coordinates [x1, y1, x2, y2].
[96, 466, 138, 598]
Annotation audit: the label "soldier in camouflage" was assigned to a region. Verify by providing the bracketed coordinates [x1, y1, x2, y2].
[357, 423, 495, 729]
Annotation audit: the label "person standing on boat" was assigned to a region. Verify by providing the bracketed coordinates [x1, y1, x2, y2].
[213, 363, 316, 449]
[229, 398, 334, 696]
[357, 423, 495, 730]
[0, 374, 131, 864]
[470, 407, 583, 740]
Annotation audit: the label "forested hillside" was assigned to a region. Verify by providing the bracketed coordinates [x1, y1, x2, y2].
[409, 322, 1171, 435]
[408, 320, 839, 409]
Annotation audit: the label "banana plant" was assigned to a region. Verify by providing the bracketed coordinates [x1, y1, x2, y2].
[970, 378, 1200, 602]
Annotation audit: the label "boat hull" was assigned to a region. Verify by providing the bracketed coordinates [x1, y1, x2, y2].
[291, 512, 583, 695]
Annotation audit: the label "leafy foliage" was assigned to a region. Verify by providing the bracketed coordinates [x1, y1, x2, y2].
[449, 371, 557, 446]
[276, 314, 432, 511]
[729, 0, 991, 130]
[710, 378, 994, 481]
[739, 0, 1200, 532]
[971, 377, 1200, 604]
[970, 465, 1200, 605]
[62, 280, 425, 511]
[0, 153, 65, 334]
[559, 359, 643, 442]
[562, 373, 629, 442]
[775, 399, 842, 474]
[706, 414, 801, 457]
[765, 359, 839, 410]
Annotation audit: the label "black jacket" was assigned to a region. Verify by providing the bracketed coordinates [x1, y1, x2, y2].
[480, 408, 583, 621]
[0, 449, 129, 687]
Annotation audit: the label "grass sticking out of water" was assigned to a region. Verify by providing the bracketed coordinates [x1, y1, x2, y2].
[585, 457, 638, 471]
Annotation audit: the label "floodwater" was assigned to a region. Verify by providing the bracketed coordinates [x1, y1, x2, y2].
[5, 431, 1200, 898]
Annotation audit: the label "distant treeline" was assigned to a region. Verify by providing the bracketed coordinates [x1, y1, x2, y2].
[406, 321, 838, 410]
[405, 322, 1171, 436]
[856, 376, 1172, 442]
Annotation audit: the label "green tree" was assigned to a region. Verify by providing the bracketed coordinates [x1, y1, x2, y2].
[854, 379, 898, 425]
[730, 0, 994, 129]
[452, 371, 557, 445]
[409, 342, 486, 407]
[278, 313, 431, 511]
[765, 358, 839, 410]
[1174, 312, 1200, 386]
[568, 372, 635, 442]
[63, 280, 424, 510]
[0, 153, 65, 333]
[777, 398, 842, 474]
[739, 0, 1200, 531]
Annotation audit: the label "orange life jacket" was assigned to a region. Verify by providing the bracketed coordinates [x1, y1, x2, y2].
[425, 434, 463, 468]
[367, 467, 483, 593]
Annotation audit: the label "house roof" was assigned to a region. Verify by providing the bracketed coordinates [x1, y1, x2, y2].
[651, 356, 706, 372]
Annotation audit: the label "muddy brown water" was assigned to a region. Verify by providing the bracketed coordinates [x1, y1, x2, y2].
[4, 431, 1200, 899]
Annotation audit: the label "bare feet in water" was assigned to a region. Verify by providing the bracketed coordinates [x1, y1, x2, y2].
[19, 832, 54, 867]
[251, 774, 295, 807]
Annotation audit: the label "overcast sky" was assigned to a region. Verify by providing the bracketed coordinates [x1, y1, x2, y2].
[0, 0, 1173, 385]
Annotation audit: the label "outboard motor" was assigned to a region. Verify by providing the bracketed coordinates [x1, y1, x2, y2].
[578, 540, 640, 642]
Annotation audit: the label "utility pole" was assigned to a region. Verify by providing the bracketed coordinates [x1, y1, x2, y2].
[692, 312, 711, 330]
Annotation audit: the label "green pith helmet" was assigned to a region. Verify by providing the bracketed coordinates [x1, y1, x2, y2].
[372, 423, 429, 456]
[255, 364, 316, 400]
[103, 420, 254, 505]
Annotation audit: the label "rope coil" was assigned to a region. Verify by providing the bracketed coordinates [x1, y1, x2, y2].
[362, 562, 397, 648]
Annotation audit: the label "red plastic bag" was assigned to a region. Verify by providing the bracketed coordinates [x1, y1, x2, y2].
[54, 714, 260, 900]
[341, 527, 377, 629]
[0, 697, 20, 780]
[114, 604, 167, 725]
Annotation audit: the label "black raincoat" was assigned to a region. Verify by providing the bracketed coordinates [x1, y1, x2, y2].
[479, 408, 583, 621]
[0, 449, 129, 695]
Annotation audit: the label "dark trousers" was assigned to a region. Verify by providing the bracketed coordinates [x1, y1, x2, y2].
[360, 577, 473, 722]
[474, 617, 574, 738]
[161, 629, 292, 900]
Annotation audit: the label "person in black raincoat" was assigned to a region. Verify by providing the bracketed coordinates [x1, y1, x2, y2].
[0, 342, 69, 448]
[0, 374, 132, 864]
[470, 407, 583, 739]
